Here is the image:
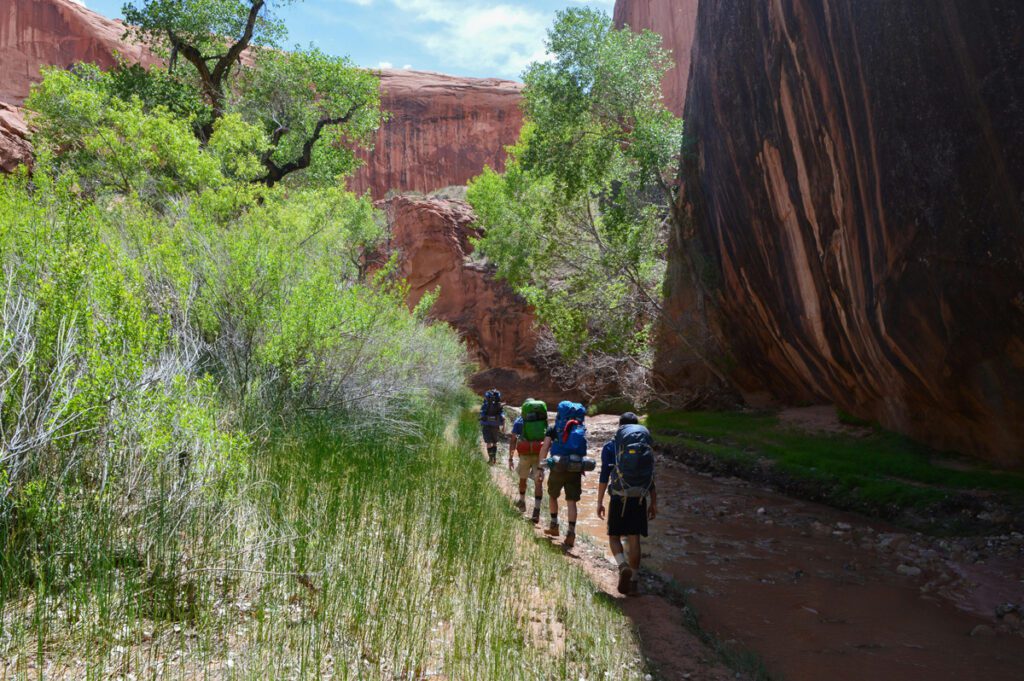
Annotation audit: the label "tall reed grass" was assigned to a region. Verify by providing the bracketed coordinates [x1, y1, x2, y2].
[1, 402, 646, 679]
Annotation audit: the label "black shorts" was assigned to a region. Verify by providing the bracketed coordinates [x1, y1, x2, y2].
[481, 424, 502, 445]
[608, 495, 648, 537]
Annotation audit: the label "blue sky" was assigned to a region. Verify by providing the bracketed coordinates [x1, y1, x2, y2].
[79, 0, 615, 81]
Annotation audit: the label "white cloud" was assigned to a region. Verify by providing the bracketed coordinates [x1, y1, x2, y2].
[391, 0, 551, 79]
[401, 64, 412, 69]
[378, 61, 394, 68]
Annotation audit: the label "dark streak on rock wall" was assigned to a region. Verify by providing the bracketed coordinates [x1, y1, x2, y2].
[667, 0, 1024, 461]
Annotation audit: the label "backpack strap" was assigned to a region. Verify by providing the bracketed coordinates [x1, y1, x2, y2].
[561, 418, 582, 443]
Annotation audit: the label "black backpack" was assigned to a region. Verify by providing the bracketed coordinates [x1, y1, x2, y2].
[609, 424, 655, 498]
[480, 389, 503, 426]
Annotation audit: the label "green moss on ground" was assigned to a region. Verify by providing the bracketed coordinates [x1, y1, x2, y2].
[647, 410, 1024, 529]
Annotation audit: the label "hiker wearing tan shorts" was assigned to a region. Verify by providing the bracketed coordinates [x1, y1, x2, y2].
[508, 399, 549, 523]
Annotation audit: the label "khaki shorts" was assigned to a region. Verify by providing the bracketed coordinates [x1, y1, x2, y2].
[516, 453, 543, 480]
[547, 471, 582, 502]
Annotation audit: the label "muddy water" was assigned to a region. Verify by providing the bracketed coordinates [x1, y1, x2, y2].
[571, 416, 1024, 681]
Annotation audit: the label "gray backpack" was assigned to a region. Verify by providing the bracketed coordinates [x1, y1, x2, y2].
[609, 424, 655, 498]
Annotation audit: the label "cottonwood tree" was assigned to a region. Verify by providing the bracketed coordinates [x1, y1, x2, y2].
[468, 8, 728, 404]
[121, 0, 383, 186]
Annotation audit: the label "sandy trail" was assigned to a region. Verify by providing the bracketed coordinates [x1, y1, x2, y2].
[489, 414, 736, 681]
[491, 414, 1024, 681]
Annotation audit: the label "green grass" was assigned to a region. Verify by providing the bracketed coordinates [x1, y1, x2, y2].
[647, 410, 1024, 518]
[1, 403, 647, 679]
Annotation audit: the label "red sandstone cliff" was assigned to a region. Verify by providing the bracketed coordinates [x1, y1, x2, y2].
[380, 194, 556, 403]
[351, 70, 522, 199]
[0, 0, 523, 199]
[0, 103, 31, 172]
[0, 0, 155, 105]
[612, 0, 699, 117]
[642, 0, 1024, 461]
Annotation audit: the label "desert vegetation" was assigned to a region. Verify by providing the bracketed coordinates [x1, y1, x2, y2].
[0, 1, 648, 677]
[468, 8, 726, 406]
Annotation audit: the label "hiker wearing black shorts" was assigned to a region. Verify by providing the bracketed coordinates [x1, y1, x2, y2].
[597, 412, 657, 595]
[479, 389, 505, 464]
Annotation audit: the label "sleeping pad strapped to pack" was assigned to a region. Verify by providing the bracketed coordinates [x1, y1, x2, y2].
[545, 400, 596, 473]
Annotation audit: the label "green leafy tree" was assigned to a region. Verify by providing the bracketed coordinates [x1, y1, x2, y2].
[119, 0, 383, 186]
[469, 8, 726, 400]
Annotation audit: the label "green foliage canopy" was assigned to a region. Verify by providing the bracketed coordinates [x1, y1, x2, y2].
[113, 0, 384, 187]
[468, 8, 682, 398]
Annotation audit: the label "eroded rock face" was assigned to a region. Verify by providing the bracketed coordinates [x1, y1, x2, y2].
[612, 0, 699, 117]
[661, 0, 1024, 461]
[0, 103, 31, 172]
[351, 70, 523, 199]
[0, 0, 155, 105]
[380, 195, 559, 404]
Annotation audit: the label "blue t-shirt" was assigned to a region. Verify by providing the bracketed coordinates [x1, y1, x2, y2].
[599, 440, 617, 484]
[511, 417, 524, 436]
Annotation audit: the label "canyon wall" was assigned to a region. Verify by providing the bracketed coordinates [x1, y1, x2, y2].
[0, 0, 155, 105]
[381, 195, 557, 404]
[0, 103, 32, 172]
[645, 0, 1024, 461]
[612, 0, 699, 117]
[350, 70, 522, 200]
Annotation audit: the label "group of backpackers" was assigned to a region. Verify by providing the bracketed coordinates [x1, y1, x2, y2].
[479, 390, 657, 595]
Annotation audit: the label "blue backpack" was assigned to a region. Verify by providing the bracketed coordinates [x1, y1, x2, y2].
[550, 401, 587, 457]
[610, 424, 655, 498]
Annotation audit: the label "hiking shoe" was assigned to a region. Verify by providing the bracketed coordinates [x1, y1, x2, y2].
[617, 566, 634, 595]
[563, 531, 576, 548]
[515, 498, 527, 512]
[545, 523, 560, 537]
[531, 508, 541, 524]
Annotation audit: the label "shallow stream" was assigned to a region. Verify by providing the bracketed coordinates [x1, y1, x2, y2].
[571, 415, 1024, 681]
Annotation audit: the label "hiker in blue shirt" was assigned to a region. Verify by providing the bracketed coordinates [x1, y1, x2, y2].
[508, 412, 545, 523]
[597, 412, 657, 595]
[479, 389, 505, 464]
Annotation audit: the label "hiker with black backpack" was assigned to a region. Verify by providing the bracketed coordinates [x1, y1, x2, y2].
[539, 401, 595, 549]
[508, 398, 548, 522]
[597, 412, 657, 595]
[479, 389, 506, 465]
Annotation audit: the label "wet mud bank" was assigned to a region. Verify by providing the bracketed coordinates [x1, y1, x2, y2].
[564, 416, 1024, 681]
[657, 437, 1024, 537]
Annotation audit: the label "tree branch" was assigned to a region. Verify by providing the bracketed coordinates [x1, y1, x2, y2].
[260, 110, 354, 186]
[211, 0, 265, 85]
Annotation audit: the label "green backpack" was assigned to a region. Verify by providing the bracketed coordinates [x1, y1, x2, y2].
[520, 399, 548, 442]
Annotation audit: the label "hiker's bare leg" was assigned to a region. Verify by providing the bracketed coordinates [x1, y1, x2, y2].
[609, 535, 624, 557]
[545, 491, 561, 535]
[518, 476, 528, 496]
[567, 500, 578, 524]
[626, 535, 641, 571]
[611, 533, 632, 593]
